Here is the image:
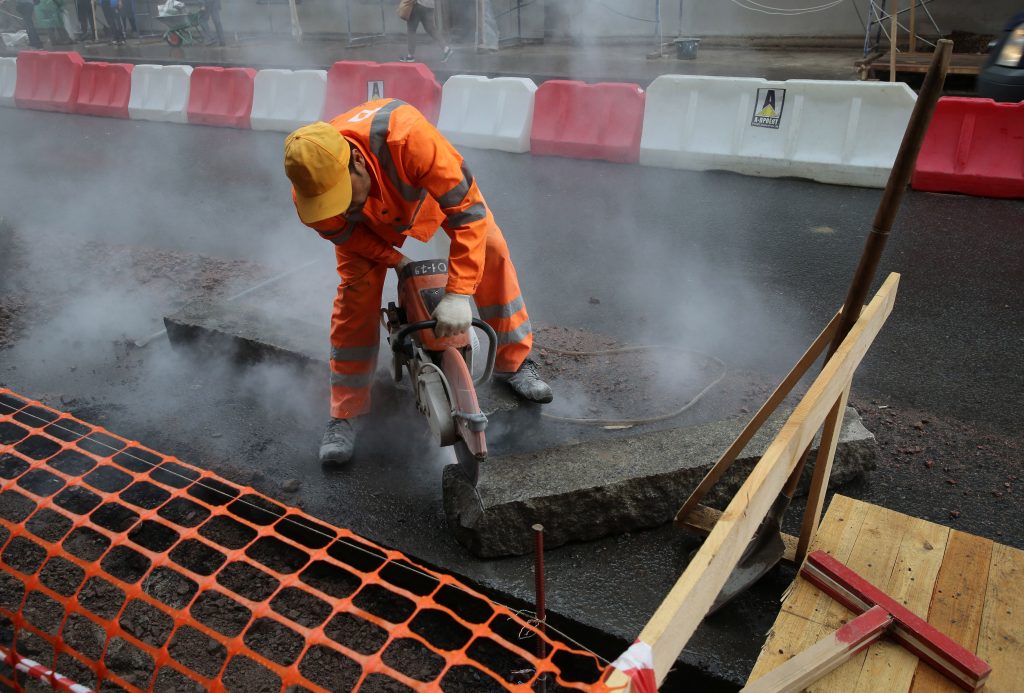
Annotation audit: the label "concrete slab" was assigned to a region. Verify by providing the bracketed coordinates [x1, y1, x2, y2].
[443, 406, 877, 557]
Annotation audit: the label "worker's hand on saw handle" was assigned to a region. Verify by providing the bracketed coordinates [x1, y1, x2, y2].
[433, 293, 473, 337]
[395, 256, 411, 273]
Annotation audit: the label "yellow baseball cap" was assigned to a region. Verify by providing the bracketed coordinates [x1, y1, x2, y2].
[284, 122, 352, 224]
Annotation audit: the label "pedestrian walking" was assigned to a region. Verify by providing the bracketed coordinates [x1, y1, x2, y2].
[398, 0, 452, 63]
[14, 0, 45, 47]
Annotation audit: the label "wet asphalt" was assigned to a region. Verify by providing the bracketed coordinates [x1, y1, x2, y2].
[1, 105, 1022, 687]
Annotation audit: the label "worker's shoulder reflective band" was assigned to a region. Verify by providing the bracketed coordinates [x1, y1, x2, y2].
[371, 100, 423, 203]
[330, 345, 379, 362]
[437, 164, 475, 209]
[318, 225, 354, 245]
[445, 202, 486, 228]
[477, 295, 524, 321]
[330, 370, 375, 388]
[493, 319, 532, 345]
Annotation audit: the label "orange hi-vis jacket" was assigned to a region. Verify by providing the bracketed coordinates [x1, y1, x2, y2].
[306, 98, 493, 296]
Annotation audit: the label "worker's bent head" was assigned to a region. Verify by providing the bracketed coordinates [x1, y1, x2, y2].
[284, 121, 352, 224]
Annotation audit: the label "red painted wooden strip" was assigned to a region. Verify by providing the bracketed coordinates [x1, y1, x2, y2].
[802, 550, 992, 691]
[836, 604, 892, 647]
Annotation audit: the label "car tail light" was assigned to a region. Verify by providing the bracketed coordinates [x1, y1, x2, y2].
[996, 25, 1024, 67]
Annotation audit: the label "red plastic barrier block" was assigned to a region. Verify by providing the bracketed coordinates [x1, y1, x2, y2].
[322, 61, 442, 124]
[912, 97, 1024, 199]
[187, 66, 256, 129]
[530, 80, 645, 164]
[14, 50, 84, 113]
[75, 61, 133, 119]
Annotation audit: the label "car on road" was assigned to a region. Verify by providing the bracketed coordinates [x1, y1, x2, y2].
[977, 11, 1024, 102]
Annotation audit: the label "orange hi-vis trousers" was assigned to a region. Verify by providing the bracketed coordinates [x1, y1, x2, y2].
[329, 223, 533, 420]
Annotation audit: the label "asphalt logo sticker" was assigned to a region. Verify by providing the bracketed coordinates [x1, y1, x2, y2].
[367, 80, 385, 101]
[751, 88, 786, 129]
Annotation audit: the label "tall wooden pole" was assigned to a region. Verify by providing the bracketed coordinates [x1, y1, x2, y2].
[889, 0, 898, 82]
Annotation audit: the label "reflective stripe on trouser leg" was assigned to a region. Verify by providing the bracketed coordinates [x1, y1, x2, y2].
[329, 252, 387, 419]
[472, 222, 532, 372]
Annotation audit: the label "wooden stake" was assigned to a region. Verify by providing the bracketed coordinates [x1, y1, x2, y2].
[890, 0, 898, 83]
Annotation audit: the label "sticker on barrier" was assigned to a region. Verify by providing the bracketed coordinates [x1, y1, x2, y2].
[0, 57, 16, 108]
[251, 68, 327, 133]
[322, 61, 441, 124]
[128, 64, 193, 124]
[640, 75, 916, 188]
[530, 80, 645, 164]
[912, 97, 1024, 199]
[13, 51, 84, 114]
[0, 388, 604, 692]
[437, 75, 537, 154]
[187, 66, 256, 129]
[76, 62, 133, 119]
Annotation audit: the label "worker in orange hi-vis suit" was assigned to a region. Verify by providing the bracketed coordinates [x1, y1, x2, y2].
[283, 99, 553, 465]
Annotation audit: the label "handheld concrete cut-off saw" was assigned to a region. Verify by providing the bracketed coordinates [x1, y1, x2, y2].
[382, 259, 496, 487]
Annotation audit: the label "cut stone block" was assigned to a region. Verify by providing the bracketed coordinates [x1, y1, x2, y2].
[443, 406, 877, 558]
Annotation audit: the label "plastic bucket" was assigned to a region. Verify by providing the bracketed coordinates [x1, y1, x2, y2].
[675, 38, 701, 60]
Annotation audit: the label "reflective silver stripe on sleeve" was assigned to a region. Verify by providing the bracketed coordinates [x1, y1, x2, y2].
[478, 295, 525, 321]
[370, 100, 424, 203]
[330, 371, 375, 388]
[494, 319, 532, 345]
[330, 345, 379, 362]
[445, 202, 486, 227]
[437, 164, 474, 209]
[319, 226, 354, 246]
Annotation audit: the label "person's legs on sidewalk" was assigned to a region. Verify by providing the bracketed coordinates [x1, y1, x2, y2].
[418, 5, 452, 61]
[402, 6, 421, 60]
[16, 1, 44, 48]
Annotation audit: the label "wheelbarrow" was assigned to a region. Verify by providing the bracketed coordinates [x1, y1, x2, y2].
[156, 11, 207, 46]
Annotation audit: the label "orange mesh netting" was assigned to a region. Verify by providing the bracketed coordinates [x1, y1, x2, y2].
[0, 388, 606, 692]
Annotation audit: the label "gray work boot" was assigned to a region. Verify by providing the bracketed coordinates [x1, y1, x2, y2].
[494, 358, 553, 404]
[319, 418, 358, 465]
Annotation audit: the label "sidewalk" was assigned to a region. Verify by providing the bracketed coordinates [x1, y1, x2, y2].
[4, 33, 868, 85]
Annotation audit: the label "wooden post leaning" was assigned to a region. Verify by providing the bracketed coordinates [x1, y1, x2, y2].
[601, 273, 900, 692]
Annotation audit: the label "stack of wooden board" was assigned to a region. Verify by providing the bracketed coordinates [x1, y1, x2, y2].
[747, 494, 1022, 692]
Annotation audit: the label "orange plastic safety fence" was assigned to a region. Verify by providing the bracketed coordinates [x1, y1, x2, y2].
[0, 388, 607, 692]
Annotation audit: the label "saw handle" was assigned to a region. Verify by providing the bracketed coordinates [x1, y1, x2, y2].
[391, 319, 497, 386]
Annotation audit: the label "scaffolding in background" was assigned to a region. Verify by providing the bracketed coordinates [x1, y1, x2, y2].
[861, 0, 940, 58]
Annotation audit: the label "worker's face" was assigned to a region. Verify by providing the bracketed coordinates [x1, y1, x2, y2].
[347, 149, 372, 215]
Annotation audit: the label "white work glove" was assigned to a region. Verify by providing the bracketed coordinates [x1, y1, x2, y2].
[395, 255, 411, 273]
[432, 293, 473, 338]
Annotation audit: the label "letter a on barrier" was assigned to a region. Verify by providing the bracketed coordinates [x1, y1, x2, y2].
[752, 88, 785, 129]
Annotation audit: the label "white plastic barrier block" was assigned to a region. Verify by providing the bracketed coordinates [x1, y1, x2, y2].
[128, 64, 192, 123]
[438, 75, 536, 153]
[640, 76, 916, 188]
[0, 57, 16, 108]
[251, 69, 327, 133]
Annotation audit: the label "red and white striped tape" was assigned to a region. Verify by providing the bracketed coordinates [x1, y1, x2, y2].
[609, 639, 657, 693]
[0, 646, 94, 693]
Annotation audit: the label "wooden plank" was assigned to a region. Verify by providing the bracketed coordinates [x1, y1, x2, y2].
[749, 495, 870, 681]
[908, 531, 993, 692]
[795, 386, 850, 564]
[850, 513, 951, 692]
[976, 543, 1024, 692]
[604, 275, 900, 690]
[742, 606, 892, 693]
[811, 504, 914, 693]
[675, 311, 840, 527]
[681, 504, 799, 564]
